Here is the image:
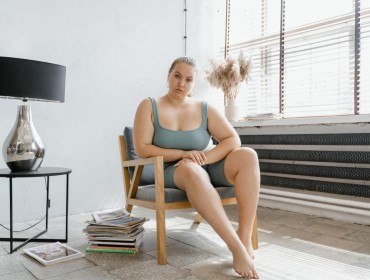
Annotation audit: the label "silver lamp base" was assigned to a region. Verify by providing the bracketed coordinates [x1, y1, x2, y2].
[2, 104, 45, 171]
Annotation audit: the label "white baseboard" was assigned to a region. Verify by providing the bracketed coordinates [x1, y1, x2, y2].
[259, 187, 370, 225]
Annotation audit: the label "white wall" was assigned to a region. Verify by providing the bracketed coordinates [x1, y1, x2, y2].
[0, 0, 224, 223]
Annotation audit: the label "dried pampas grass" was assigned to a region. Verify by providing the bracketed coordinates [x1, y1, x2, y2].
[205, 50, 252, 101]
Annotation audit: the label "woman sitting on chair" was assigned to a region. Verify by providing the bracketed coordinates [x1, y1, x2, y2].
[133, 57, 260, 279]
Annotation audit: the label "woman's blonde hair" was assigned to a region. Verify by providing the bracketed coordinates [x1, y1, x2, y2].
[168, 57, 198, 74]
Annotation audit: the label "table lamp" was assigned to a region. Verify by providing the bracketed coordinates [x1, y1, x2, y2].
[0, 57, 66, 172]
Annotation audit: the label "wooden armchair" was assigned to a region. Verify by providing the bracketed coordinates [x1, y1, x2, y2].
[118, 127, 258, 265]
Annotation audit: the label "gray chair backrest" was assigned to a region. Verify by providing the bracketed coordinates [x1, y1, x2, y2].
[123, 127, 155, 185]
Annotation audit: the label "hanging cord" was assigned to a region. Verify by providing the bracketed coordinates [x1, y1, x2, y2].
[184, 0, 188, 56]
[0, 177, 47, 232]
[224, 0, 231, 59]
[0, 216, 46, 232]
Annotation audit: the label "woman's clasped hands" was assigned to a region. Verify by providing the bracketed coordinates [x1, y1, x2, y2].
[174, 150, 207, 167]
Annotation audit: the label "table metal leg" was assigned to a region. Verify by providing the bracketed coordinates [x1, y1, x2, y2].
[9, 178, 13, 253]
[46, 176, 50, 230]
[66, 173, 69, 241]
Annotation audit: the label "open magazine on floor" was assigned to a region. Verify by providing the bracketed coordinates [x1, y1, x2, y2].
[24, 242, 84, 266]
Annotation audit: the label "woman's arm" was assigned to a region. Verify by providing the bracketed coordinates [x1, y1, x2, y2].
[203, 104, 241, 164]
[133, 98, 186, 162]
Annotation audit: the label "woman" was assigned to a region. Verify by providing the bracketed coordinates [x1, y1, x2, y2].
[133, 57, 260, 279]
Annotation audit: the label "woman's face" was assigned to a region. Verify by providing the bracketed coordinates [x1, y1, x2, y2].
[167, 63, 196, 97]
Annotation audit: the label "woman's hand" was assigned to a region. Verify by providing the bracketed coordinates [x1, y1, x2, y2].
[175, 150, 207, 166]
[182, 150, 207, 165]
[174, 158, 193, 167]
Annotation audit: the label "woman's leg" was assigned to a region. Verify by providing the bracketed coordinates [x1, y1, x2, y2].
[174, 162, 258, 279]
[224, 147, 260, 259]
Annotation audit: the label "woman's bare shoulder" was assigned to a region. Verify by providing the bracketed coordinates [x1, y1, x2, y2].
[137, 97, 153, 110]
[139, 97, 152, 105]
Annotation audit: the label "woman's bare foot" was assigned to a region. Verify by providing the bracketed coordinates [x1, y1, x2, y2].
[237, 229, 255, 259]
[231, 245, 259, 279]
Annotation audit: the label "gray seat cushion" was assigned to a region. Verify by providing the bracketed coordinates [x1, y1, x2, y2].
[123, 126, 235, 203]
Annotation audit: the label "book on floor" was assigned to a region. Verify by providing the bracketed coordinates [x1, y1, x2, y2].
[85, 245, 137, 254]
[91, 208, 130, 223]
[23, 242, 84, 266]
[88, 231, 144, 247]
[87, 215, 146, 228]
[83, 208, 148, 255]
[87, 230, 144, 243]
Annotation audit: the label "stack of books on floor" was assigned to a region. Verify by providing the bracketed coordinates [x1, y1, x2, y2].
[84, 208, 148, 255]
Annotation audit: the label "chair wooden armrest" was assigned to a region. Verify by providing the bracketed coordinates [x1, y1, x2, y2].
[122, 156, 159, 167]
[123, 156, 165, 204]
[122, 156, 164, 207]
[119, 134, 165, 208]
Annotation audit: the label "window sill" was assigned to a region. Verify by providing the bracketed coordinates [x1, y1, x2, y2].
[231, 114, 370, 128]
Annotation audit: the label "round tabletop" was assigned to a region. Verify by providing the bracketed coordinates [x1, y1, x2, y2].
[0, 167, 72, 178]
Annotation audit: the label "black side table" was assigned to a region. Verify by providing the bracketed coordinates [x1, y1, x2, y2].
[0, 167, 72, 253]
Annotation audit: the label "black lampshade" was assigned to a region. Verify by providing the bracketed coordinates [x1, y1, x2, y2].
[0, 57, 66, 102]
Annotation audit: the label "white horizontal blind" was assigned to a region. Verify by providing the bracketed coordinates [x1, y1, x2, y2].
[227, 0, 281, 117]
[283, 0, 354, 117]
[224, 0, 370, 118]
[360, 0, 370, 113]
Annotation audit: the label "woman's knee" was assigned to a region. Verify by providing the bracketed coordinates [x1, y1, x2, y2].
[173, 162, 209, 187]
[224, 148, 259, 182]
[228, 147, 259, 165]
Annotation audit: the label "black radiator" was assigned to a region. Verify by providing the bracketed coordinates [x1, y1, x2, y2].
[240, 133, 370, 198]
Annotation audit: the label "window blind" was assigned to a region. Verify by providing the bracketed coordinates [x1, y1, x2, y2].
[226, 0, 281, 117]
[224, 0, 370, 118]
[283, 0, 354, 117]
[360, 1, 370, 113]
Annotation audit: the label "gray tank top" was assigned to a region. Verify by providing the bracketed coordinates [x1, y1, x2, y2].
[149, 97, 211, 151]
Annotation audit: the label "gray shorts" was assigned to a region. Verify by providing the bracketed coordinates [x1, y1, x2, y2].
[163, 158, 233, 189]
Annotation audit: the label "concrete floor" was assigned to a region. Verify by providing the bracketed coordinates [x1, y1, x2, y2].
[1, 205, 370, 279]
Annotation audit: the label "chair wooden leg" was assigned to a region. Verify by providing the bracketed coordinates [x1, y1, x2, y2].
[156, 209, 167, 265]
[251, 216, 258, 250]
[193, 213, 203, 224]
[125, 203, 133, 213]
